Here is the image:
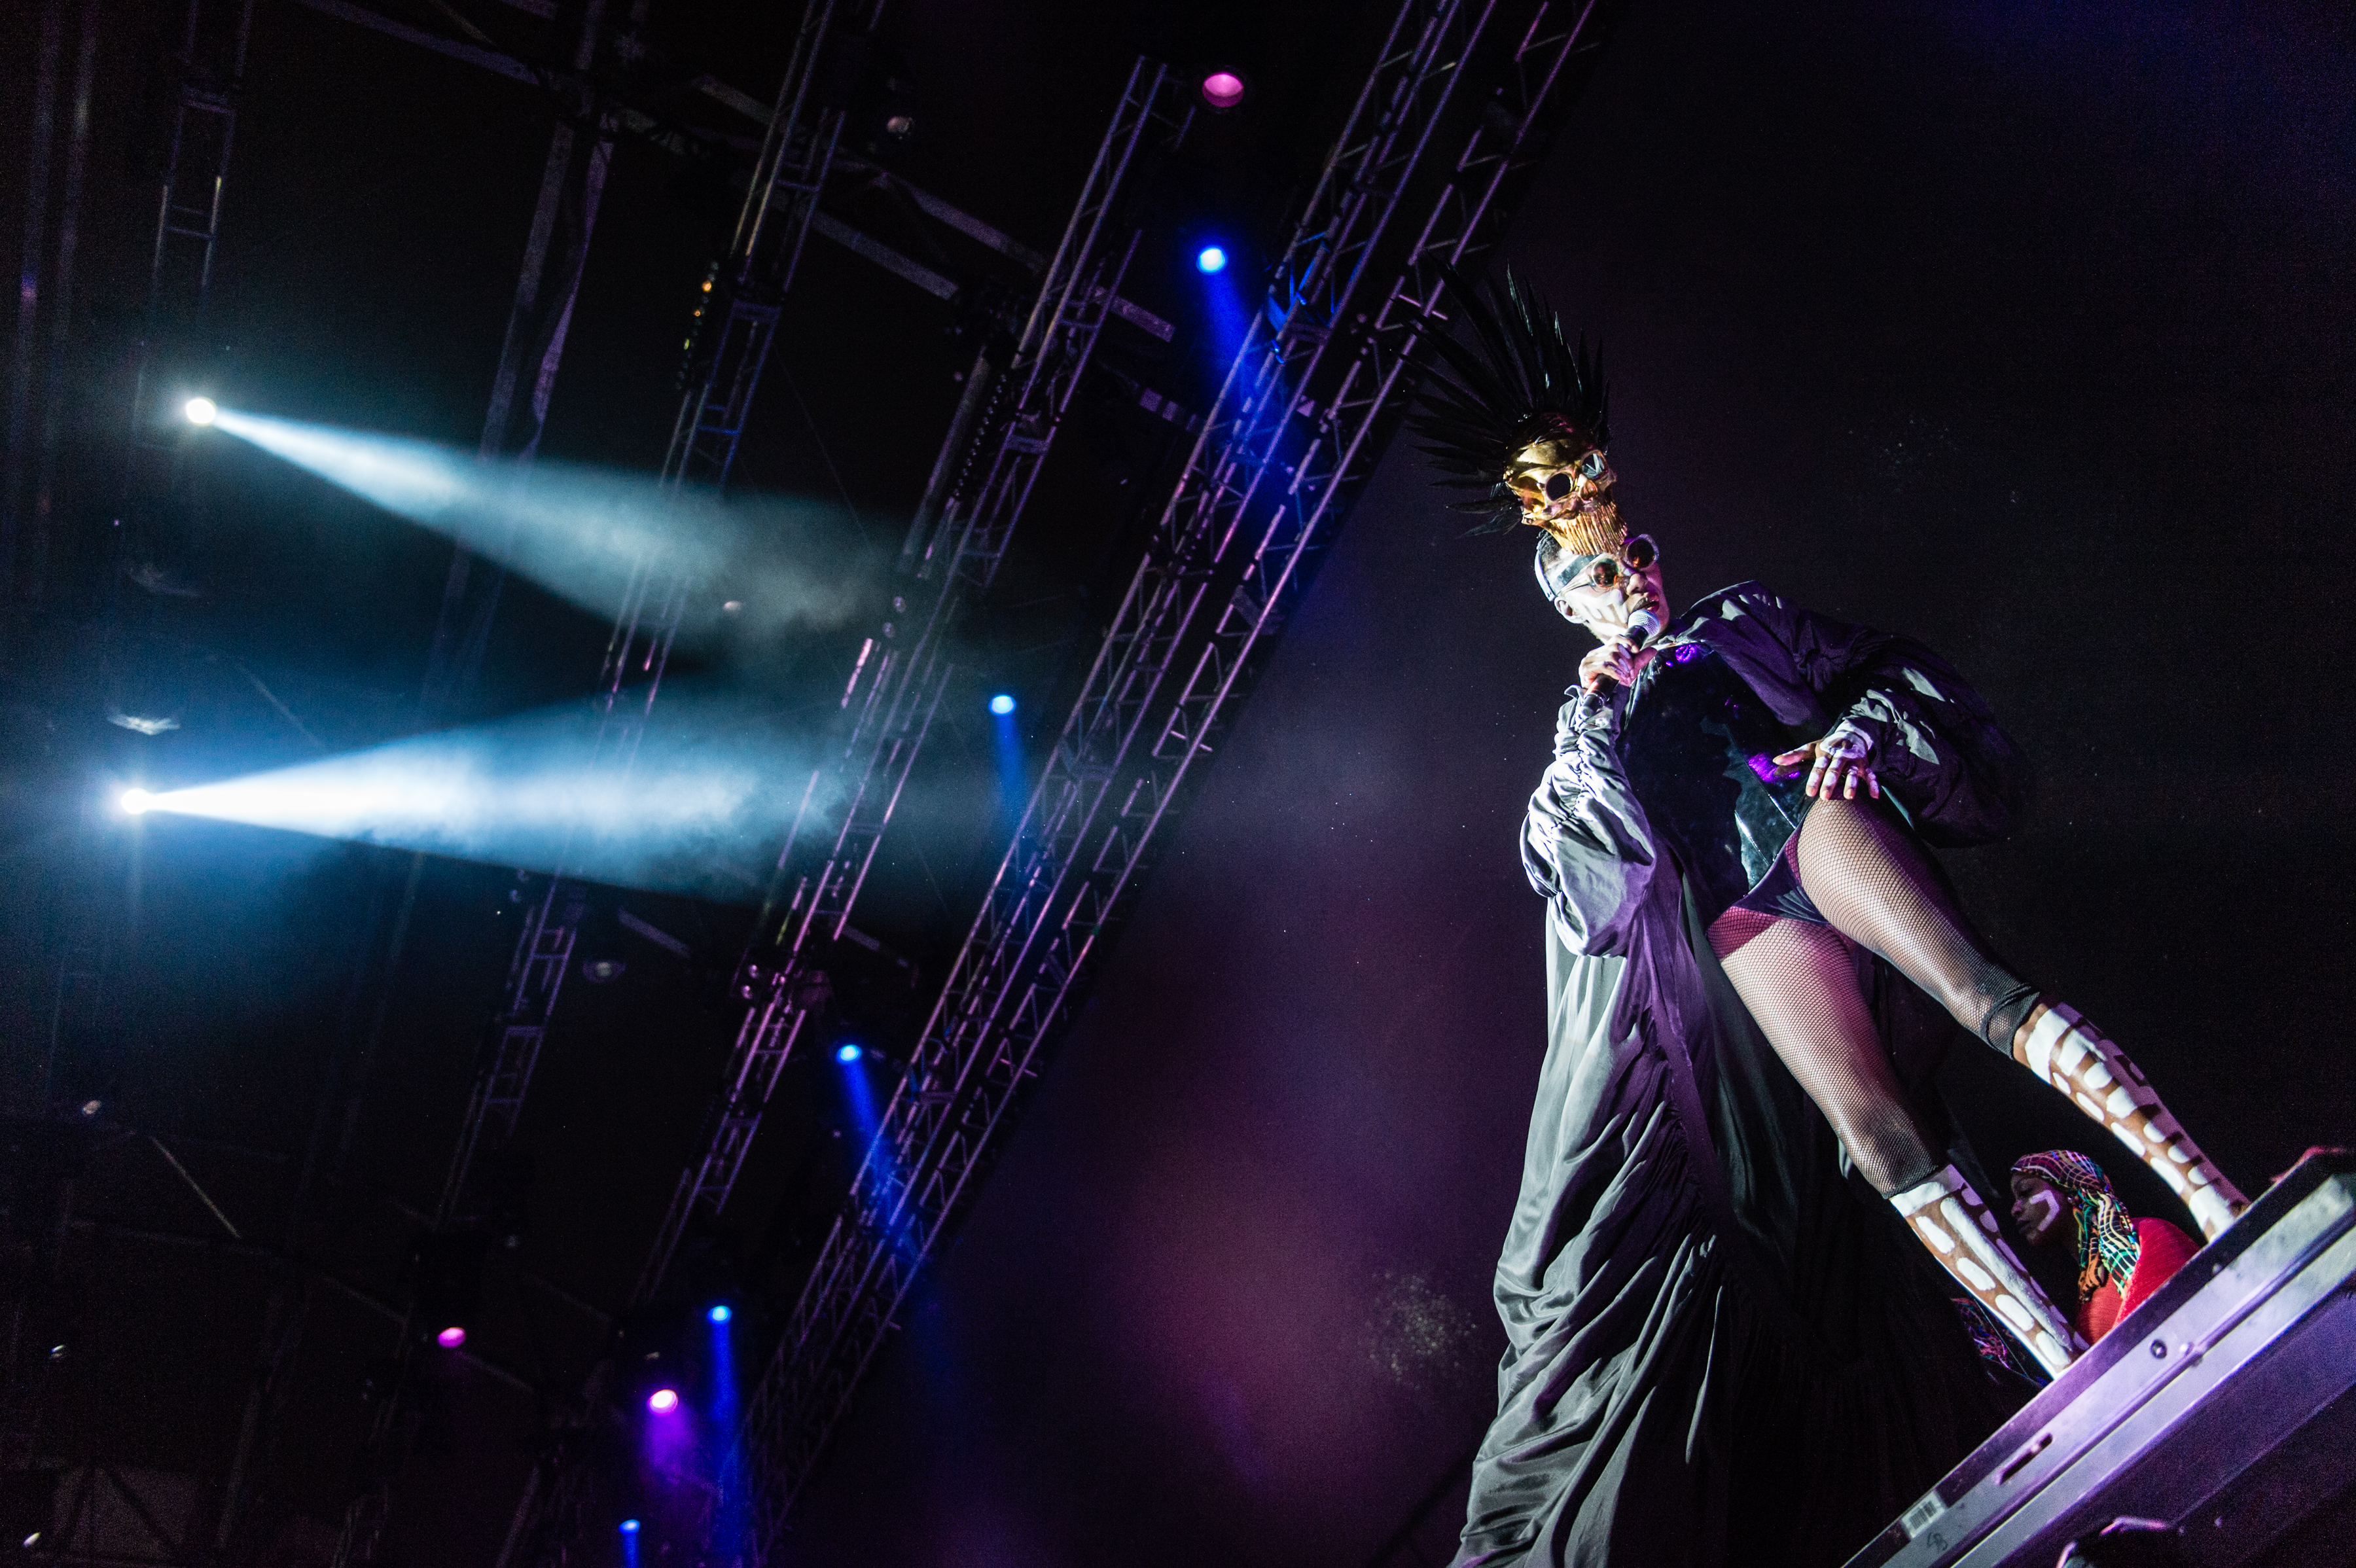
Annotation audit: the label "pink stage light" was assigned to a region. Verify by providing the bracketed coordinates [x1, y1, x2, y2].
[647, 1387, 680, 1415]
[1200, 71, 1246, 111]
[435, 1325, 467, 1349]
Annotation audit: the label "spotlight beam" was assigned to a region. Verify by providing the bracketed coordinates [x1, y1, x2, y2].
[197, 408, 866, 644]
[121, 686, 840, 898]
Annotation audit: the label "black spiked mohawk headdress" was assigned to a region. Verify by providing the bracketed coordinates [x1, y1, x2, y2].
[1409, 265, 1610, 535]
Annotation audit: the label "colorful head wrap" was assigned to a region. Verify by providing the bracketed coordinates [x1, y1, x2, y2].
[2012, 1148, 2142, 1304]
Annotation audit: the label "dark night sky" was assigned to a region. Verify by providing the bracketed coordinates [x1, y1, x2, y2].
[3, 1, 2351, 1565]
[777, 3, 2356, 1563]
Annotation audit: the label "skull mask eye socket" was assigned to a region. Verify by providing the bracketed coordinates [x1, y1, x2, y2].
[1543, 472, 1575, 501]
[1579, 450, 1607, 480]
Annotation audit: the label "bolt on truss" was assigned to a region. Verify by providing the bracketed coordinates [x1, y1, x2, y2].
[728, 0, 1620, 1548]
[631, 56, 1195, 1309]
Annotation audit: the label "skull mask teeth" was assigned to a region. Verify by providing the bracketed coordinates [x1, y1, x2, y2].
[1505, 437, 1622, 556]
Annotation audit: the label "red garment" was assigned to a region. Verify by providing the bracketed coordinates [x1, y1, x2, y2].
[2076, 1218, 2202, 1344]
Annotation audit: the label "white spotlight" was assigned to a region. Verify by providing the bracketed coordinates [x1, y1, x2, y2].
[184, 397, 217, 425]
[120, 787, 155, 815]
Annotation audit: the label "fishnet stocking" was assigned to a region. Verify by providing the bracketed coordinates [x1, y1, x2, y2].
[1709, 916, 1936, 1195]
[1786, 799, 2023, 1040]
[1719, 798, 2245, 1241]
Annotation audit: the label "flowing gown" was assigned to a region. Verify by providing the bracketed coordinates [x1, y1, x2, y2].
[1454, 582, 2038, 1567]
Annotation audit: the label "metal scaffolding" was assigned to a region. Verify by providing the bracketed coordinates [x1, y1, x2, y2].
[431, 0, 875, 1262]
[727, 0, 1617, 1551]
[2, 0, 259, 1512]
[632, 56, 1194, 1306]
[488, 50, 1189, 1568]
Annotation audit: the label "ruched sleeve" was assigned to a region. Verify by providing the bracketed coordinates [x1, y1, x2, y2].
[1521, 693, 1668, 955]
[1701, 584, 2032, 846]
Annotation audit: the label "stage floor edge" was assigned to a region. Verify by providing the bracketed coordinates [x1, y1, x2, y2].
[1842, 1150, 2356, 1568]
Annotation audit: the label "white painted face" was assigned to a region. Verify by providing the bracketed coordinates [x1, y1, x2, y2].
[2009, 1172, 2067, 1247]
[1553, 537, 1666, 634]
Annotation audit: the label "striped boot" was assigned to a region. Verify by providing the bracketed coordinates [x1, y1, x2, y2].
[1894, 1164, 2084, 1378]
[2016, 1003, 2246, 1242]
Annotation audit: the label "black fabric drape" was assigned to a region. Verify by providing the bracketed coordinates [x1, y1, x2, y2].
[1455, 584, 2037, 1567]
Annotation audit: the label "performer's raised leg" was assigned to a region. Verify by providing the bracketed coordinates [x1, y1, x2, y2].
[1711, 912, 2084, 1375]
[1791, 798, 2247, 1241]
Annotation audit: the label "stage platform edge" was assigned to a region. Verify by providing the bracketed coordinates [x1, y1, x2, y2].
[1843, 1149, 2356, 1568]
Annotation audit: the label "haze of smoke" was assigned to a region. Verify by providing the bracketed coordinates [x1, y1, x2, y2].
[143, 685, 840, 899]
[211, 410, 871, 644]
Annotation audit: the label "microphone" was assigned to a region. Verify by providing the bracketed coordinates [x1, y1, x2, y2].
[1572, 607, 1659, 727]
[1590, 608, 1661, 699]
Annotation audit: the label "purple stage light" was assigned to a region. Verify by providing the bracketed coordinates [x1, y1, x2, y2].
[435, 1325, 467, 1349]
[647, 1387, 680, 1415]
[1200, 70, 1245, 110]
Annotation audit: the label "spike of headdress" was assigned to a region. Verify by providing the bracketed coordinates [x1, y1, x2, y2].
[1409, 264, 1612, 550]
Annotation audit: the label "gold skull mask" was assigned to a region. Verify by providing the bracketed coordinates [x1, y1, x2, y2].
[1505, 436, 1622, 558]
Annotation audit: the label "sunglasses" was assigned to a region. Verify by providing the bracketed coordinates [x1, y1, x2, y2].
[1571, 534, 1658, 591]
[1511, 448, 1610, 501]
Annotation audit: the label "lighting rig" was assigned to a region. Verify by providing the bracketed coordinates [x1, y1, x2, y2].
[488, 50, 1196, 1568]
[726, 0, 1622, 1553]
[2, 0, 262, 1533]
[330, 5, 885, 1563]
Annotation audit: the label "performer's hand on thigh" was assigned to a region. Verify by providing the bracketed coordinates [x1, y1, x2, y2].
[1774, 722, 1880, 799]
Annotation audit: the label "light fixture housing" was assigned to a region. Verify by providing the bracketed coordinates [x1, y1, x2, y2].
[1200, 70, 1246, 111]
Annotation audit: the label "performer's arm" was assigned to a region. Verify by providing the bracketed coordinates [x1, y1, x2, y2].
[1522, 690, 1664, 956]
[1741, 586, 2031, 845]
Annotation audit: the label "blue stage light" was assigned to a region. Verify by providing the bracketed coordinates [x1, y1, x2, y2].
[619, 1520, 641, 1535]
[707, 1304, 732, 1325]
[120, 788, 154, 815]
[835, 1042, 863, 1064]
[1196, 245, 1228, 275]
[183, 397, 217, 425]
[989, 693, 1016, 716]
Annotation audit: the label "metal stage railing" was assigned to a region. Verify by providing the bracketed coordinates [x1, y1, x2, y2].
[728, 1, 1619, 1556]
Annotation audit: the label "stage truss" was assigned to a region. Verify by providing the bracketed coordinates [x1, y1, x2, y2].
[490, 43, 1191, 1568]
[727, 0, 1618, 1555]
[631, 56, 1195, 1308]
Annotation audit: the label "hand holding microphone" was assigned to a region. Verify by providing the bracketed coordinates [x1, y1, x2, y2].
[1577, 586, 1663, 698]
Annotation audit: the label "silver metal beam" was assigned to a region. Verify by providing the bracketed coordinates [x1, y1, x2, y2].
[630, 56, 1194, 1314]
[729, 1, 1615, 1549]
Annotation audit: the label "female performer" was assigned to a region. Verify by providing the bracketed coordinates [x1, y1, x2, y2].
[1413, 271, 2246, 1565]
